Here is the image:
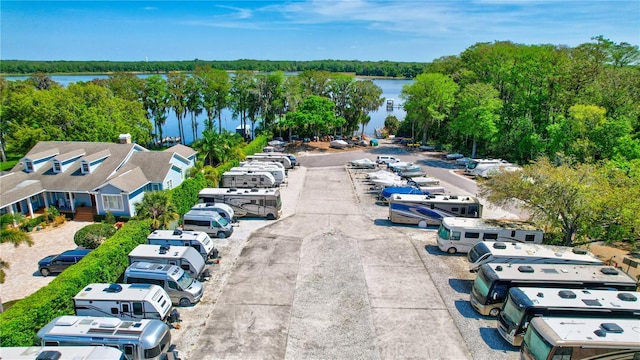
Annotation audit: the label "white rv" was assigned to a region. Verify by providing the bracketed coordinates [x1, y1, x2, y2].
[436, 217, 543, 254]
[245, 154, 293, 169]
[467, 242, 604, 272]
[124, 262, 203, 306]
[73, 283, 173, 322]
[221, 171, 276, 188]
[0, 346, 126, 360]
[37, 316, 173, 360]
[465, 158, 509, 175]
[128, 244, 206, 279]
[147, 229, 218, 261]
[231, 166, 286, 185]
[388, 194, 483, 226]
[190, 203, 235, 223]
[240, 160, 286, 171]
[198, 187, 282, 219]
[182, 210, 234, 238]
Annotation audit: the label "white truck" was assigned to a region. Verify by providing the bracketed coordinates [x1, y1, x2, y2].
[128, 244, 207, 280]
[147, 229, 219, 262]
[73, 283, 176, 323]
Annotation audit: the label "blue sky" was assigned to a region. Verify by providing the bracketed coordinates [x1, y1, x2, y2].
[1, 1, 638, 62]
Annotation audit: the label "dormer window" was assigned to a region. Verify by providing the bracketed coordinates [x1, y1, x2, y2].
[82, 162, 90, 174]
[24, 160, 34, 173]
[52, 160, 62, 173]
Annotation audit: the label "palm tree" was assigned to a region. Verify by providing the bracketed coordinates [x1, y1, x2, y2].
[0, 213, 33, 284]
[134, 191, 179, 230]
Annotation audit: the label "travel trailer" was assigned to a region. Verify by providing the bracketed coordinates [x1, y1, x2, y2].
[221, 171, 276, 188]
[388, 194, 482, 226]
[467, 242, 604, 272]
[147, 229, 218, 261]
[437, 217, 543, 254]
[469, 263, 639, 317]
[521, 317, 640, 360]
[198, 187, 282, 219]
[245, 154, 292, 169]
[128, 244, 206, 279]
[73, 283, 174, 322]
[37, 316, 173, 360]
[231, 165, 286, 185]
[0, 346, 126, 360]
[124, 262, 203, 306]
[182, 210, 234, 238]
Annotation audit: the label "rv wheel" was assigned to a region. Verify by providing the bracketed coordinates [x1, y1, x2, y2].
[489, 308, 500, 317]
[40, 268, 51, 277]
[266, 213, 275, 220]
[217, 231, 226, 239]
[447, 247, 457, 255]
[179, 297, 191, 307]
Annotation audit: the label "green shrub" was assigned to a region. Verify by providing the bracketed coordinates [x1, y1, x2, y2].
[0, 219, 151, 346]
[104, 211, 116, 224]
[73, 223, 118, 249]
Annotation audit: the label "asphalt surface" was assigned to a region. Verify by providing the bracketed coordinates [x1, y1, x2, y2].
[174, 140, 521, 360]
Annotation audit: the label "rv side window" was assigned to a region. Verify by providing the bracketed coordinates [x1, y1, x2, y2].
[111, 307, 119, 315]
[124, 345, 135, 356]
[181, 265, 190, 272]
[44, 341, 59, 346]
[133, 302, 143, 315]
[465, 232, 480, 239]
[483, 233, 498, 240]
[511, 230, 516, 237]
[192, 244, 201, 252]
[122, 304, 130, 313]
[451, 231, 461, 241]
[430, 203, 435, 209]
[525, 234, 536, 242]
[451, 207, 459, 212]
[168, 281, 178, 290]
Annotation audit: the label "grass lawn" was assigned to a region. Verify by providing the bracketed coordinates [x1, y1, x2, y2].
[1, 152, 21, 171]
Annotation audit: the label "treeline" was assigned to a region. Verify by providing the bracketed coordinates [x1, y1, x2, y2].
[0, 59, 428, 78]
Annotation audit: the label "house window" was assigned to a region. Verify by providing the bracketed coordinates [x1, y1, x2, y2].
[24, 160, 34, 173]
[166, 179, 173, 189]
[102, 194, 124, 211]
[81, 163, 90, 173]
[52, 161, 61, 173]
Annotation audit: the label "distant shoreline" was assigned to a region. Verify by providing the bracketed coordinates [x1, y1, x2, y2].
[1, 71, 411, 80]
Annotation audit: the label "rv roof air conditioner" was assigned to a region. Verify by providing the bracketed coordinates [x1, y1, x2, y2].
[159, 245, 170, 254]
[600, 267, 620, 275]
[173, 229, 183, 236]
[595, 322, 624, 337]
[493, 242, 507, 249]
[617, 293, 637, 302]
[518, 265, 534, 273]
[104, 284, 123, 293]
[572, 247, 588, 255]
[558, 290, 577, 299]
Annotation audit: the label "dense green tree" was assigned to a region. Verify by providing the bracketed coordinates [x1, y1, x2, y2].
[0, 213, 33, 284]
[383, 115, 400, 135]
[103, 72, 145, 102]
[285, 95, 345, 139]
[255, 72, 285, 132]
[401, 73, 458, 145]
[450, 83, 502, 158]
[194, 66, 230, 132]
[191, 129, 244, 167]
[167, 72, 188, 144]
[134, 191, 179, 230]
[143, 75, 169, 144]
[184, 75, 203, 141]
[348, 80, 384, 136]
[229, 71, 255, 137]
[298, 70, 331, 97]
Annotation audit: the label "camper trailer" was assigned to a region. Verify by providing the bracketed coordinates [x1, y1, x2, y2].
[128, 244, 206, 279]
[182, 210, 234, 238]
[221, 171, 276, 188]
[0, 346, 126, 360]
[198, 187, 282, 219]
[147, 229, 218, 261]
[36, 316, 173, 360]
[73, 283, 174, 322]
[437, 217, 543, 254]
[245, 154, 293, 169]
[231, 166, 286, 185]
[124, 262, 203, 306]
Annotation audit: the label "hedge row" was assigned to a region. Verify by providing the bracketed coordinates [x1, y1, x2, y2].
[0, 219, 152, 346]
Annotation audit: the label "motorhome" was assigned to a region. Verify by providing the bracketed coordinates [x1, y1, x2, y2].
[520, 317, 640, 360]
[147, 229, 218, 261]
[190, 203, 235, 223]
[467, 242, 604, 272]
[198, 187, 282, 220]
[182, 210, 234, 238]
[469, 263, 639, 317]
[73, 283, 173, 322]
[221, 171, 276, 188]
[36, 316, 172, 360]
[0, 346, 126, 360]
[498, 287, 640, 346]
[128, 244, 206, 279]
[240, 160, 286, 171]
[231, 165, 286, 185]
[388, 194, 482, 226]
[465, 158, 511, 176]
[124, 262, 203, 306]
[437, 217, 543, 254]
[245, 154, 293, 169]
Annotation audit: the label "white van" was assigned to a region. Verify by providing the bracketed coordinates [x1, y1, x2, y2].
[124, 262, 203, 306]
[183, 210, 234, 238]
[190, 202, 235, 223]
[73, 283, 174, 322]
[128, 244, 206, 279]
[376, 155, 399, 165]
[147, 229, 218, 261]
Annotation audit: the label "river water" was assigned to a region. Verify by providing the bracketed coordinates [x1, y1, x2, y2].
[5, 74, 412, 144]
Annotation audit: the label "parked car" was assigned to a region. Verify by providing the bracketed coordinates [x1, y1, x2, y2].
[38, 248, 92, 276]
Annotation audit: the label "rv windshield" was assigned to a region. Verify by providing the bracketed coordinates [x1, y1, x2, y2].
[468, 242, 491, 263]
[472, 272, 492, 302]
[501, 295, 526, 329]
[522, 325, 552, 360]
[218, 217, 229, 227]
[176, 271, 194, 289]
[437, 224, 451, 240]
[467, 161, 480, 170]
